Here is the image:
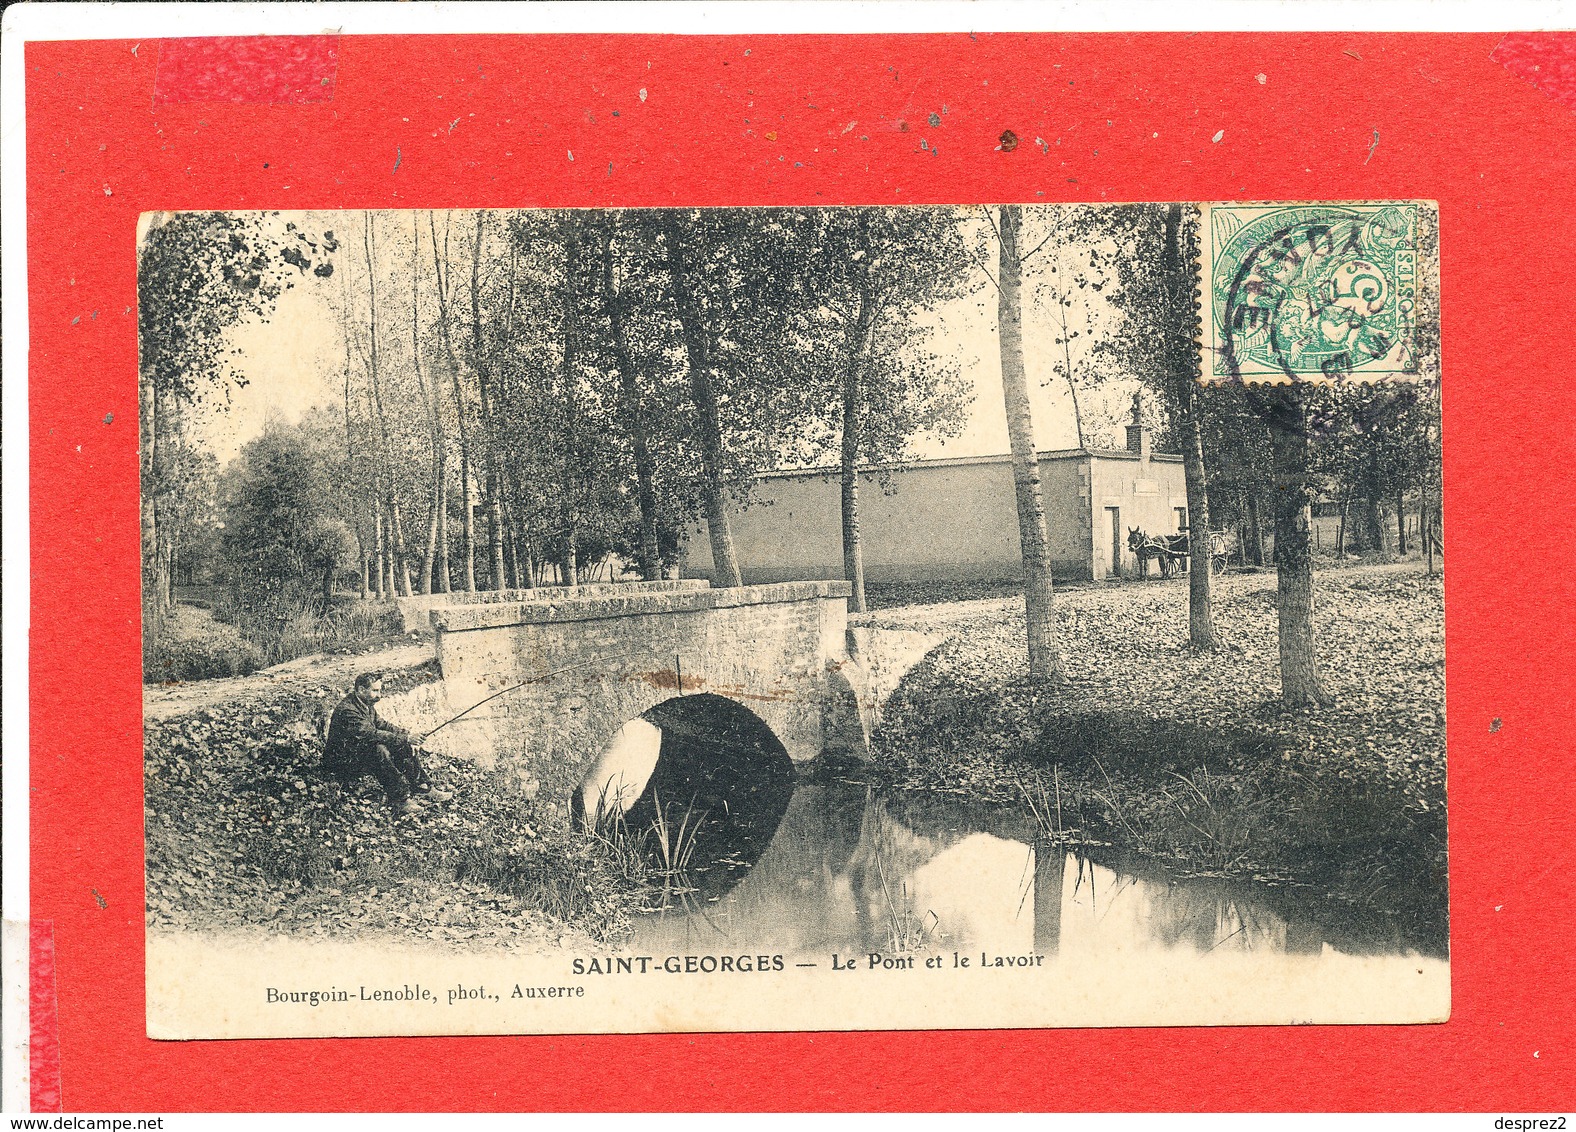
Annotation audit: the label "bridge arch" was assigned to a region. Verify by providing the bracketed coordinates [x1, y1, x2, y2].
[572, 692, 793, 828]
[411, 580, 859, 803]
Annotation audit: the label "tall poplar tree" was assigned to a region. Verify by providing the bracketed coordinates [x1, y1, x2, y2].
[995, 205, 1061, 681]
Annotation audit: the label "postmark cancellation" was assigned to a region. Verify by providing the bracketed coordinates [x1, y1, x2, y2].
[1200, 201, 1440, 385]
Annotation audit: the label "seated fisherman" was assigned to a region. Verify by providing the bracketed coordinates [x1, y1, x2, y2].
[323, 672, 451, 815]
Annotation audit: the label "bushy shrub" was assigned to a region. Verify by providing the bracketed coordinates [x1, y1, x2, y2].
[148, 587, 402, 683]
[230, 587, 403, 668]
[147, 633, 266, 682]
[323, 597, 403, 642]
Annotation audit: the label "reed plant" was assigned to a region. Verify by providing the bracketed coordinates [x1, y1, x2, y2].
[648, 791, 707, 882]
[1147, 766, 1265, 871]
[586, 788, 653, 885]
[1017, 765, 1070, 841]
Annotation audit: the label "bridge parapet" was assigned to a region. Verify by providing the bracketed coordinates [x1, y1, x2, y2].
[393, 578, 710, 633]
[415, 580, 857, 802]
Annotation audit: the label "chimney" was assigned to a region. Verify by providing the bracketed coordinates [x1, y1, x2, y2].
[1126, 391, 1152, 462]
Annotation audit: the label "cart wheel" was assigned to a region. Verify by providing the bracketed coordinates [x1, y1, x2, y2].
[1212, 555, 1227, 576]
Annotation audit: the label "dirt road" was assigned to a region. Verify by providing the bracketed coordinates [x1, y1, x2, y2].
[143, 635, 436, 722]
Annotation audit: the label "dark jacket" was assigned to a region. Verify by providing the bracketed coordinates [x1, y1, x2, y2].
[323, 692, 409, 770]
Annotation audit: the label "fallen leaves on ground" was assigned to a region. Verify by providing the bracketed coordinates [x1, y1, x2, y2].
[143, 663, 641, 951]
[870, 562, 1447, 933]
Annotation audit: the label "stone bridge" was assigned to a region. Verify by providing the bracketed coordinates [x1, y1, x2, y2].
[383, 580, 877, 802]
[392, 579, 711, 634]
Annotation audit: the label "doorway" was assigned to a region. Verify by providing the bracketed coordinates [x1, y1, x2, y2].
[1105, 507, 1121, 578]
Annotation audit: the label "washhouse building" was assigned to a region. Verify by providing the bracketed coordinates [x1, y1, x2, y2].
[680, 418, 1189, 585]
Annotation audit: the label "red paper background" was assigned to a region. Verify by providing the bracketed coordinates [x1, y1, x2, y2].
[25, 31, 1576, 1111]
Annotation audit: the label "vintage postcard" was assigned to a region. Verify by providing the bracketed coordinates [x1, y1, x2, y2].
[140, 201, 1446, 1039]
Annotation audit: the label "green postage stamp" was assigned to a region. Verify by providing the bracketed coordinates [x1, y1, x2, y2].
[1200, 201, 1439, 384]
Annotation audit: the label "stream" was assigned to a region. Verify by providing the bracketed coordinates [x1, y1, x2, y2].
[587, 694, 1448, 973]
[629, 776, 1449, 968]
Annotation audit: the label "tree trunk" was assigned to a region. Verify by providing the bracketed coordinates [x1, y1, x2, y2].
[1162, 203, 1217, 650]
[1247, 494, 1266, 567]
[1425, 403, 1442, 574]
[997, 204, 1060, 682]
[436, 473, 451, 593]
[353, 523, 371, 594]
[420, 482, 440, 594]
[432, 263, 453, 597]
[1395, 483, 1408, 556]
[520, 527, 540, 589]
[456, 445, 476, 592]
[164, 523, 178, 609]
[484, 485, 506, 590]
[377, 501, 392, 597]
[1365, 493, 1387, 559]
[1335, 483, 1350, 560]
[560, 535, 578, 588]
[390, 504, 413, 597]
[1364, 447, 1390, 560]
[430, 211, 477, 592]
[470, 212, 509, 592]
[1261, 386, 1331, 706]
[556, 217, 587, 589]
[362, 215, 414, 598]
[839, 427, 868, 615]
[138, 214, 173, 671]
[340, 297, 371, 599]
[382, 499, 410, 596]
[505, 467, 537, 589]
[139, 363, 162, 668]
[601, 218, 663, 582]
[1050, 273, 1087, 448]
[660, 214, 744, 587]
[501, 496, 521, 590]
[151, 390, 177, 655]
[412, 212, 442, 596]
[840, 287, 877, 615]
[371, 506, 386, 598]
[1180, 403, 1217, 648]
[497, 237, 525, 593]
[368, 476, 387, 597]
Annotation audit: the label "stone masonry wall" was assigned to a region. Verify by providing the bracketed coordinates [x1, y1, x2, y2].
[421, 581, 853, 804]
[393, 579, 710, 633]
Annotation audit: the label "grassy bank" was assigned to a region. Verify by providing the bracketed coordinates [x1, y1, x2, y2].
[147, 592, 406, 684]
[144, 662, 650, 949]
[868, 563, 1447, 943]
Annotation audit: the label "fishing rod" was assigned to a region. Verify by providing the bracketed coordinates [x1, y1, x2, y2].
[417, 678, 537, 742]
[415, 653, 654, 742]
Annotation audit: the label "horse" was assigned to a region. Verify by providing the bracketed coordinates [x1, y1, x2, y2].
[1127, 527, 1189, 579]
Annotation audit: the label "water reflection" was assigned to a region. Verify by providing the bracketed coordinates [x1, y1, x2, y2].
[630, 778, 1448, 965]
[578, 694, 797, 902]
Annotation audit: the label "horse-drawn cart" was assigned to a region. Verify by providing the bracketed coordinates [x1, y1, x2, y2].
[1206, 531, 1229, 575]
[1128, 528, 1230, 579]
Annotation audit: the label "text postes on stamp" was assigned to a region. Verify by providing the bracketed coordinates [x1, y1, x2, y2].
[1201, 201, 1438, 385]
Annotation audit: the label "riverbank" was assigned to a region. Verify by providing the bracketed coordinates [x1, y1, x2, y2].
[143, 657, 650, 951]
[865, 562, 1447, 944]
[148, 592, 408, 683]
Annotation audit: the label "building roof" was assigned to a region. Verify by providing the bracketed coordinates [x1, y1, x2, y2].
[754, 446, 1182, 480]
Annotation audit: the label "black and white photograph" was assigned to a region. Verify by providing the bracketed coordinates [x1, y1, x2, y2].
[139, 201, 1447, 1037]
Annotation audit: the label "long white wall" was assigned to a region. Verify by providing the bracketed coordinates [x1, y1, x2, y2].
[681, 452, 1186, 584]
